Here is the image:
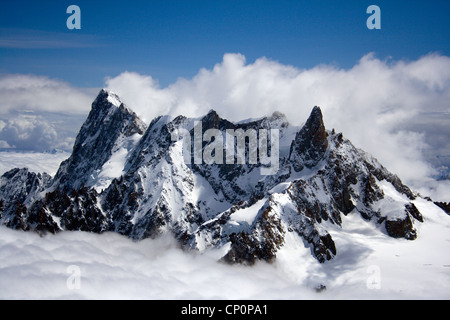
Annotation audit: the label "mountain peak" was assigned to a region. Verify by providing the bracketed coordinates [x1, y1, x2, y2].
[201, 109, 228, 130]
[202, 109, 220, 121]
[50, 89, 147, 191]
[289, 106, 328, 171]
[270, 111, 287, 120]
[206, 109, 219, 116]
[310, 105, 323, 118]
[304, 106, 325, 134]
[92, 89, 124, 111]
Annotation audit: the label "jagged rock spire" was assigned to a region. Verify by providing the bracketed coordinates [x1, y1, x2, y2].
[289, 106, 328, 172]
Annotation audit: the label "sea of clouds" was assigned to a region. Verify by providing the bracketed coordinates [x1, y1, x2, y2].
[1, 196, 449, 300]
[0, 226, 317, 300]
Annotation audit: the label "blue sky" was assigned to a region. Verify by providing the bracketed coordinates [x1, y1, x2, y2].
[1, 0, 449, 87]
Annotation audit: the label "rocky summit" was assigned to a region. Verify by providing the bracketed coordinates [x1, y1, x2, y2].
[0, 89, 448, 264]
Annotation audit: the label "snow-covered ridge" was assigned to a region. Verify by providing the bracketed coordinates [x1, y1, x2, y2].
[105, 89, 123, 107]
[0, 89, 449, 266]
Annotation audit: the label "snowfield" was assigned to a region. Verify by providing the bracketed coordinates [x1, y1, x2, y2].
[0, 196, 448, 300]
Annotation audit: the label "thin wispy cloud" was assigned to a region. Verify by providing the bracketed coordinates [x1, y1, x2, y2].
[0, 28, 104, 49]
[0, 73, 96, 115]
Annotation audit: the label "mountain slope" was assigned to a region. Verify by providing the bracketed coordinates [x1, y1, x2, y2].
[192, 107, 424, 263]
[50, 89, 147, 192]
[0, 90, 448, 266]
[0, 168, 51, 230]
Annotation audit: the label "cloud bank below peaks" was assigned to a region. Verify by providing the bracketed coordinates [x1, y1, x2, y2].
[0, 74, 96, 152]
[106, 52, 450, 187]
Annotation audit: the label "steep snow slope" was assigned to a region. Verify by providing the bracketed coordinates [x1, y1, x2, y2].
[191, 106, 431, 264]
[275, 196, 450, 299]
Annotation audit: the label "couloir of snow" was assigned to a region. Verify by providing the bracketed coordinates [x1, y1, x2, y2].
[90, 132, 142, 193]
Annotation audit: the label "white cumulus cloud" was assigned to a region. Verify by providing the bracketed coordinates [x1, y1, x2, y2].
[0, 74, 93, 152]
[0, 74, 96, 115]
[106, 52, 450, 190]
[0, 114, 58, 152]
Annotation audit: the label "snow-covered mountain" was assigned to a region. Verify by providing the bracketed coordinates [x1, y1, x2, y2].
[0, 89, 448, 265]
[50, 89, 147, 192]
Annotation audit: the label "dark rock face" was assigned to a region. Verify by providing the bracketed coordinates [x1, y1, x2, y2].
[385, 215, 417, 240]
[362, 173, 384, 207]
[405, 203, 423, 222]
[26, 204, 59, 234]
[190, 109, 289, 204]
[1, 91, 443, 266]
[223, 206, 285, 264]
[17, 186, 107, 235]
[0, 168, 51, 205]
[289, 106, 328, 172]
[434, 202, 450, 215]
[0, 168, 51, 229]
[383, 203, 423, 240]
